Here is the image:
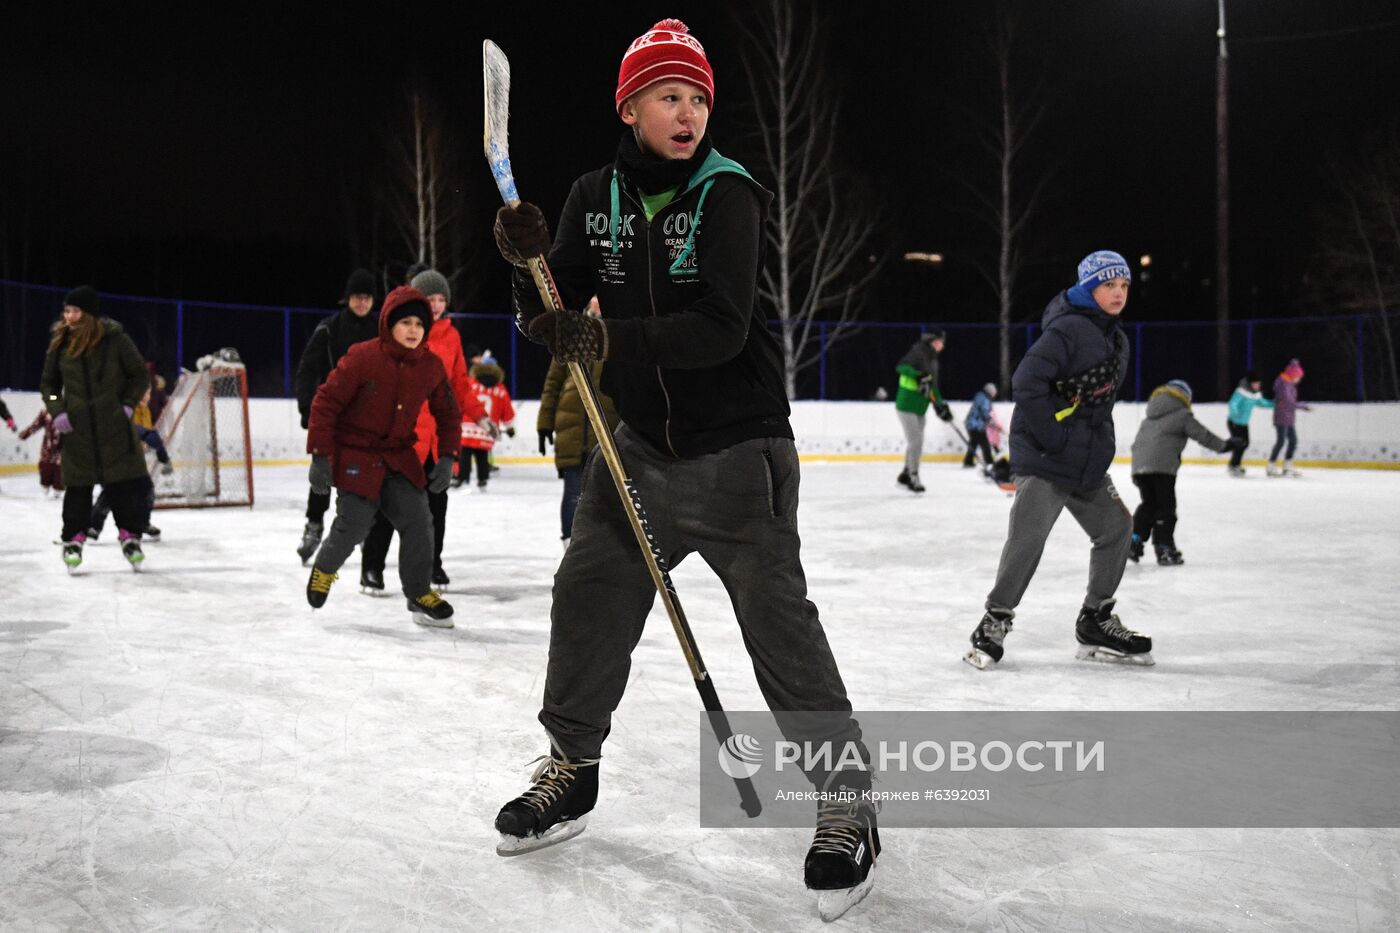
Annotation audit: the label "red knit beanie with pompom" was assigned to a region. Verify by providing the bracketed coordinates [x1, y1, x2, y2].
[615, 19, 715, 116]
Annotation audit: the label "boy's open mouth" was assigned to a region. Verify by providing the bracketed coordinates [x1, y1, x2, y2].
[672, 131, 693, 145]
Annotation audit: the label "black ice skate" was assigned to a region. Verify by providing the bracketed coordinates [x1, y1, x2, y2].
[1128, 534, 1144, 563]
[62, 538, 84, 573]
[431, 566, 450, 590]
[1154, 544, 1184, 566]
[296, 521, 323, 566]
[963, 607, 1015, 670]
[119, 533, 144, 570]
[805, 785, 880, 922]
[306, 567, 338, 608]
[896, 469, 926, 493]
[144, 525, 162, 542]
[407, 591, 454, 628]
[359, 567, 387, 597]
[86, 526, 101, 542]
[495, 750, 600, 856]
[1075, 599, 1153, 665]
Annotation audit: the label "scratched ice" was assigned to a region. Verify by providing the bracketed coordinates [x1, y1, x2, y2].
[2, 461, 1397, 931]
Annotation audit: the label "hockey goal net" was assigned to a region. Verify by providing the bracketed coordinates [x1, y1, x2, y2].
[150, 363, 254, 508]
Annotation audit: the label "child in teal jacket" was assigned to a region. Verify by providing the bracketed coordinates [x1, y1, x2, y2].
[1225, 371, 1272, 475]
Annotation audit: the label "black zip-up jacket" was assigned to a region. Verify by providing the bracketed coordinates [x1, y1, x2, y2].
[293, 308, 381, 428]
[512, 147, 791, 458]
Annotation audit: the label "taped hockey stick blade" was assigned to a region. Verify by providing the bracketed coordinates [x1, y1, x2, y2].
[482, 40, 520, 207]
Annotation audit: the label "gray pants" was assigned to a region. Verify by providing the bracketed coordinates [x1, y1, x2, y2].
[986, 473, 1132, 613]
[541, 426, 860, 762]
[897, 409, 926, 475]
[314, 472, 433, 598]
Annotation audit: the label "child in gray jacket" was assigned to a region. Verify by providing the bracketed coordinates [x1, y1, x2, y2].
[1129, 379, 1244, 565]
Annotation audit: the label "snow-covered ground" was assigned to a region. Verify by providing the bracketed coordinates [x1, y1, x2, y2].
[2, 460, 1398, 931]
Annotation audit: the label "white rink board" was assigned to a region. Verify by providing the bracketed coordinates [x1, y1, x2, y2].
[4, 393, 1400, 468]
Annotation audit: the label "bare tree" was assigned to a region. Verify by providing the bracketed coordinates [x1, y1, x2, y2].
[945, 3, 1054, 393]
[380, 84, 487, 303]
[1318, 137, 1400, 399]
[732, 0, 887, 399]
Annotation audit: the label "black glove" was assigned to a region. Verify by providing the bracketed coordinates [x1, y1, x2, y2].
[528, 311, 608, 363]
[309, 454, 332, 495]
[1226, 435, 1248, 450]
[538, 428, 553, 455]
[934, 400, 953, 422]
[506, 426, 516, 438]
[494, 203, 550, 269]
[428, 456, 454, 494]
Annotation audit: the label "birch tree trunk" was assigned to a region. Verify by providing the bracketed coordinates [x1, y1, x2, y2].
[735, 0, 886, 399]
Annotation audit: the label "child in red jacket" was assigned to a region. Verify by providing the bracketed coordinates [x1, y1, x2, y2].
[458, 353, 516, 490]
[18, 409, 64, 495]
[304, 286, 462, 627]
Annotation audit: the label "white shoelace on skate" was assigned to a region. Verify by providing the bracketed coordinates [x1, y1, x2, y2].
[1098, 614, 1138, 641]
[980, 615, 1012, 645]
[518, 755, 600, 812]
[810, 799, 867, 857]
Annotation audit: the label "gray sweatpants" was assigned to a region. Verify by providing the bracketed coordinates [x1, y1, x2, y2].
[540, 426, 861, 764]
[313, 472, 434, 599]
[986, 473, 1132, 613]
[898, 409, 926, 476]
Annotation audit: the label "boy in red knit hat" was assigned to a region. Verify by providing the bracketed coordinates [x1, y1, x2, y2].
[491, 17, 877, 919]
[303, 286, 461, 627]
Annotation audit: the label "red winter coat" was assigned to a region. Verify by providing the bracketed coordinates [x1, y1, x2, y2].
[307, 287, 461, 500]
[413, 316, 487, 463]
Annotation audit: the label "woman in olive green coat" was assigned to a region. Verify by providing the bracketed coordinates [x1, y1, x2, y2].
[40, 286, 152, 568]
[536, 308, 619, 545]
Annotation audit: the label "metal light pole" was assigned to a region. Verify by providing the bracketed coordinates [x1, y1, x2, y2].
[1215, 0, 1231, 400]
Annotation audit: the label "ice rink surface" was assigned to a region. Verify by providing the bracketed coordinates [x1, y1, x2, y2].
[2, 459, 1399, 931]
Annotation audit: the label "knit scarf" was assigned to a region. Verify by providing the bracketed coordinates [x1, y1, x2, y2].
[615, 130, 713, 195]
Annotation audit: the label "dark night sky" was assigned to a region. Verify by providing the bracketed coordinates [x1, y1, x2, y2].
[3, 1, 1398, 322]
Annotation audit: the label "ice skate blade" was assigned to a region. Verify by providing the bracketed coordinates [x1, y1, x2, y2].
[496, 814, 588, 856]
[359, 586, 389, 598]
[814, 866, 876, 922]
[411, 612, 454, 629]
[1075, 645, 1154, 666]
[963, 648, 998, 670]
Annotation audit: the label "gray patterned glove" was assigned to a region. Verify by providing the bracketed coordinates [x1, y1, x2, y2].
[428, 457, 454, 494]
[309, 455, 332, 495]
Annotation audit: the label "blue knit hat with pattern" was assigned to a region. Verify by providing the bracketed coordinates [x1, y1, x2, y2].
[1076, 250, 1131, 289]
[1067, 250, 1131, 308]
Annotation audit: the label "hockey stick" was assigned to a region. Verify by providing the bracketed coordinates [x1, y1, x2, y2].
[483, 40, 761, 819]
